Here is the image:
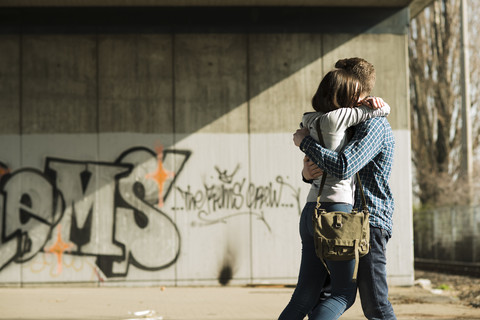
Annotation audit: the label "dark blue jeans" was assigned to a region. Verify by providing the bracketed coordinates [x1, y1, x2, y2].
[278, 202, 357, 320]
[357, 226, 397, 319]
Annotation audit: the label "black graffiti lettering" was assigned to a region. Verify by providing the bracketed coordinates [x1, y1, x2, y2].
[231, 179, 245, 210]
[203, 184, 218, 213]
[181, 174, 286, 211]
[246, 180, 282, 210]
[0, 170, 61, 266]
[178, 168, 290, 228]
[202, 182, 244, 213]
[0, 185, 18, 269]
[108, 147, 181, 277]
[0, 147, 190, 277]
[246, 183, 256, 209]
[176, 185, 205, 211]
[46, 160, 127, 256]
[0, 148, 301, 279]
[211, 180, 245, 211]
[254, 185, 267, 209]
[70, 204, 93, 251]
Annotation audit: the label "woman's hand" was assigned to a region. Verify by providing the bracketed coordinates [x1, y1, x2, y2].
[358, 96, 385, 109]
[303, 156, 323, 180]
[293, 128, 309, 147]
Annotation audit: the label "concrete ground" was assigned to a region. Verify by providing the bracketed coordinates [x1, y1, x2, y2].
[0, 284, 479, 320]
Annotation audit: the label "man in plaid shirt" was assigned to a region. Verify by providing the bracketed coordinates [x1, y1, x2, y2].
[294, 114, 397, 320]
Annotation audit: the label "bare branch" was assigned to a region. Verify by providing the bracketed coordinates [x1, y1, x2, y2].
[408, 0, 478, 206]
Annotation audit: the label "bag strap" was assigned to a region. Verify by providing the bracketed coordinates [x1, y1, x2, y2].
[314, 119, 368, 211]
[352, 240, 360, 280]
[355, 171, 368, 212]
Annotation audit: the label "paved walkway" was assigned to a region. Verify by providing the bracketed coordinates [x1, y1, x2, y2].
[0, 285, 479, 320]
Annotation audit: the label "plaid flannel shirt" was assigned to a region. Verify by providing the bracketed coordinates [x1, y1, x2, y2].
[300, 117, 395, 237]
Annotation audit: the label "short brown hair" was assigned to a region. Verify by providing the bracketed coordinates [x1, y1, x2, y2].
[335, 57, 376, 96]
[311, 69, 362, 113]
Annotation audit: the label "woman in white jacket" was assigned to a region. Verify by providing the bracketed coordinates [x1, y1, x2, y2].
[279, 68, 389, 320]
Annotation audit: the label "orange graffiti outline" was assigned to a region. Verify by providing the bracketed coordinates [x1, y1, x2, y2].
[145, 145, 175, 208]
[45, 225, 74, 275]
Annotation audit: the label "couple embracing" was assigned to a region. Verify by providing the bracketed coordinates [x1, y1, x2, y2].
[279, 58, 396, 320]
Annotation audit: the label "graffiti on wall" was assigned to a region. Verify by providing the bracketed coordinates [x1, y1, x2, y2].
[0, 146, 301, 278]
[174, 164, 301, 231]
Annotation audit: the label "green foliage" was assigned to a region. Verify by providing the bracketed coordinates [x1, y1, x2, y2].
[436, 283, 451, 290]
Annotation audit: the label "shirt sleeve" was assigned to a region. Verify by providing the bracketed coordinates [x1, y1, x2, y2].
[321, 103, 390, 132]
[300, 119, 385, 179]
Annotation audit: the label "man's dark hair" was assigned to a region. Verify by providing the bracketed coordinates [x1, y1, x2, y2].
[335, 57, 376, 96]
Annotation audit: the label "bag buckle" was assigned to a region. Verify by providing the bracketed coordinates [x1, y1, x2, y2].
[334, 215, 343, 228]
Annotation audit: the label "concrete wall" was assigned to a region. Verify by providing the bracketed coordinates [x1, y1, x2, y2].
[0, 7, 413, 286]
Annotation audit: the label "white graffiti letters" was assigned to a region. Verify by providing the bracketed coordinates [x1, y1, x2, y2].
[46, 160, 128, 256]
[114, 148, 180, 274]
[0, 169, 61, 265]
[0, 147, 187, 277]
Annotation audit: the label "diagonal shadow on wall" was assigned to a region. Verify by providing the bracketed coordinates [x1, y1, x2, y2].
[0, 6, 408, 138]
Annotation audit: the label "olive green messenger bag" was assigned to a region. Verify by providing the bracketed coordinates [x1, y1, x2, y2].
[312, 122, 370, 281]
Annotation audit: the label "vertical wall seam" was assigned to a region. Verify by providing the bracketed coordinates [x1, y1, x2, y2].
[19, 33, 23, 143]
[19, 29, 23, 287]
[95, 30, 100, 287]
[171, 32, 178, 287]
[96, 30, 100, 163]
[246, 32, 253, 284]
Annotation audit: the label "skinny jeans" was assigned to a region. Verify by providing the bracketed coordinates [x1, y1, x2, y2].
[278, 202, 357, 320]
[357, 226, 397, 319]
